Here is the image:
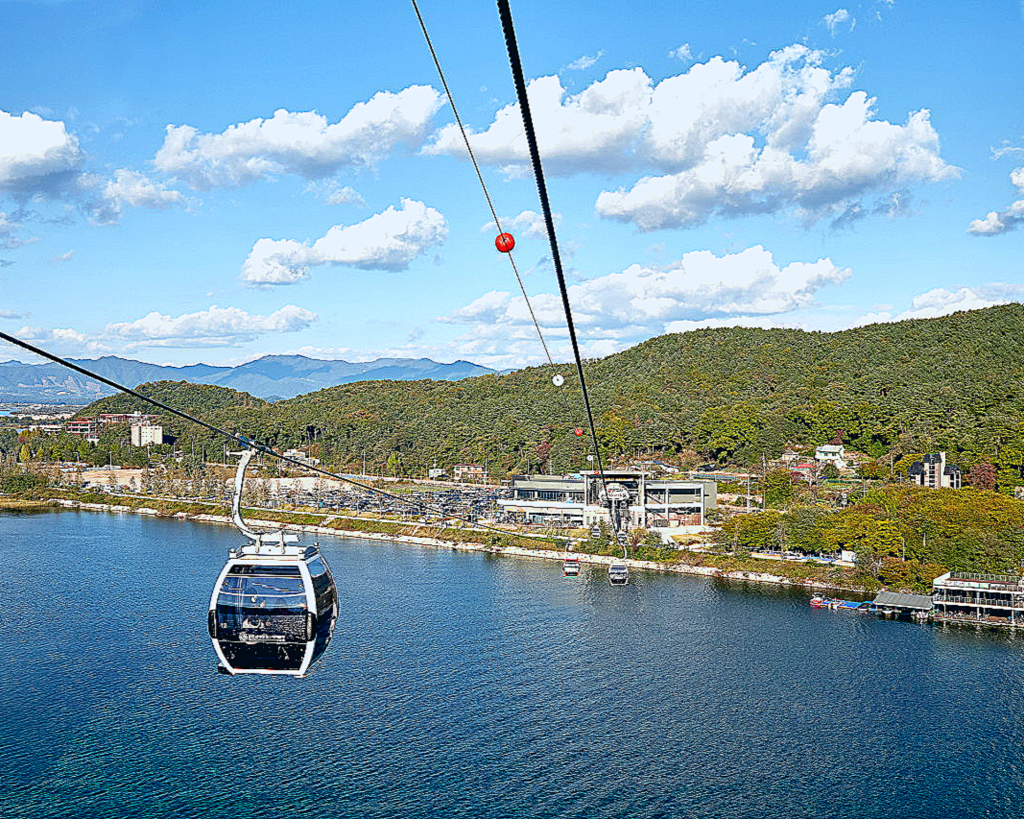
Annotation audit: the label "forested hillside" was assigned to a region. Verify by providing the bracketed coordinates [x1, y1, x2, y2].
[70, 305, 1024, 487]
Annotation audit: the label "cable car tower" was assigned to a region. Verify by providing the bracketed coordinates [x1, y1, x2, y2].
[208, 447, 339, 676]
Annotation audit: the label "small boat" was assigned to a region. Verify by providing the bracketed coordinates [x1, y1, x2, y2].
[562, 558, 581, 577]
[809, 594, 829, 608]
[608, 562, 629, 586]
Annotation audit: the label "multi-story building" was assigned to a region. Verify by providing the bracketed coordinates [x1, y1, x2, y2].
[452, 463, 487, 483]
[932, 572, 1024, 623]
[814, 444, 847, 470]
[498, 469, 715, 533]
[98, 412, 160, 426]
[130, 424, 164, 447]
[908, 452, 961, 489]
[65, 418, 99, 440]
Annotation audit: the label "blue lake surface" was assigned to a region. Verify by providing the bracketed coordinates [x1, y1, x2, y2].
[2, 509, 1024, 818]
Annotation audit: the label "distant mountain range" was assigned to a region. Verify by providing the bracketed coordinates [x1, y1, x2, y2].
[0, 354, 496, 403]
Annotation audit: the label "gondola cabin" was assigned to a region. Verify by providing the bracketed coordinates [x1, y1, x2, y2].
[562, 557, 581, 577]
[209, 537, 337, 677]
[608, 562, 629, 586]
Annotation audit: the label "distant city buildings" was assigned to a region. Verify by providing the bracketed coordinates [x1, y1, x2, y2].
[908, 452, 962, 489]
[65, 412, 161, 444]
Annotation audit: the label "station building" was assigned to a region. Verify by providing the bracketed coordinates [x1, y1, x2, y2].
[498, 469, 716, 535]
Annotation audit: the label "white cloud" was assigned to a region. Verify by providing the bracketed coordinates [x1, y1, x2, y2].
[0, 211, 33, 249]
[482, 209, 559, 239]
[823, 9, 855, 36]
[0, 309, 29, 319]
[0, 109, 85, 197]
[155, 86, 443, 189]
[444, 245, 849, 338]
[567, 51, 604, 71]
[427, 45, 955, 229]
[103, 169, 186, 212]
[0, 109, 188, 242]
[51, 250, 74, 263]
[598, 89, 956, 230]
[305, 181, 365, 206]
[105, 304, 318, 346]
[426, 68, 653, 175]
[669, 43, 692, 61]
[242, 198, 448, 284]
[967, 165, 1024, 235]
[848, 286, 1010, 327]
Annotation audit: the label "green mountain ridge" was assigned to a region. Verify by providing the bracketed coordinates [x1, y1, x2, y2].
[75, 304, 1024, 487]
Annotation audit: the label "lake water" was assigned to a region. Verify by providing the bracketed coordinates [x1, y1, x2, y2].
[2, 510, 1023, 819]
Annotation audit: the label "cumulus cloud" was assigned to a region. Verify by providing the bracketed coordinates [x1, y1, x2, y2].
[427, 45, 955, 229]
[823, 9, 855, 36]
[968, 165, 1024, 235]
[445, 245, 849, 338]
[155, 86, 443, 189]
[426, 68, 653, 175]
[105, 304, 318, 346]
[596, 87, 956, 230]
[242, 199, 448, 284]
[0, 108, 188, 244]
[103, 169, 186, 212]
[0, 109, 85, 198]
[848, 287, 1012, 327]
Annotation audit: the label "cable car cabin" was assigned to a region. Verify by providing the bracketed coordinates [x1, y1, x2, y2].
[562, 558, 581, 577]
[608, 562, 629, 586]
[208, 537, 337, 677]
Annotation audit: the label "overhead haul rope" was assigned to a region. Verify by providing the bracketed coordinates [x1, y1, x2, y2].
[0, 330, 567, 545]
[409, 0, 588, 474]
[494, 0, 620, 540]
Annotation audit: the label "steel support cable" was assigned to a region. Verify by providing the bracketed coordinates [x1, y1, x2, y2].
[0, 330, 562, 544]
[409, 0, 588, 469]
[495, 0, 617, 533]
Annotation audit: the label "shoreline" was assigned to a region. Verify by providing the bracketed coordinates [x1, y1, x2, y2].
[46, 497, 856, 595]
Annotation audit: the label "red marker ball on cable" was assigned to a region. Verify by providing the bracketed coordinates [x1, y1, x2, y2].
[574, 428, 583, 437]
[495, 232, 515, 253]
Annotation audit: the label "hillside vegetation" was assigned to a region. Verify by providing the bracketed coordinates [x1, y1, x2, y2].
[63, 304, 1024, 487]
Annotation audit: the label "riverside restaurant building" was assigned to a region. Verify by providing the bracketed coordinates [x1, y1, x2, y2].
[498, 470, 716, 534]
[932, 572, 1024, 624]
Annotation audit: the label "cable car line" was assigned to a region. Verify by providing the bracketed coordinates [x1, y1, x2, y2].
[410, 0, 555, 370]
[0, 329, 567, 545]
[410, 0, 589, 470]
[494, 0, 623, 543]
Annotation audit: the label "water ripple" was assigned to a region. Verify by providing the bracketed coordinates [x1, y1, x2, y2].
[2, 511, 1024, 818]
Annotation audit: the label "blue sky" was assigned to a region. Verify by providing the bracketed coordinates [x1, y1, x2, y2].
[1, 0, 1023, 369]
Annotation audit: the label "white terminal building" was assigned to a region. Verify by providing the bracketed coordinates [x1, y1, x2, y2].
[498, 469, 716, 536]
